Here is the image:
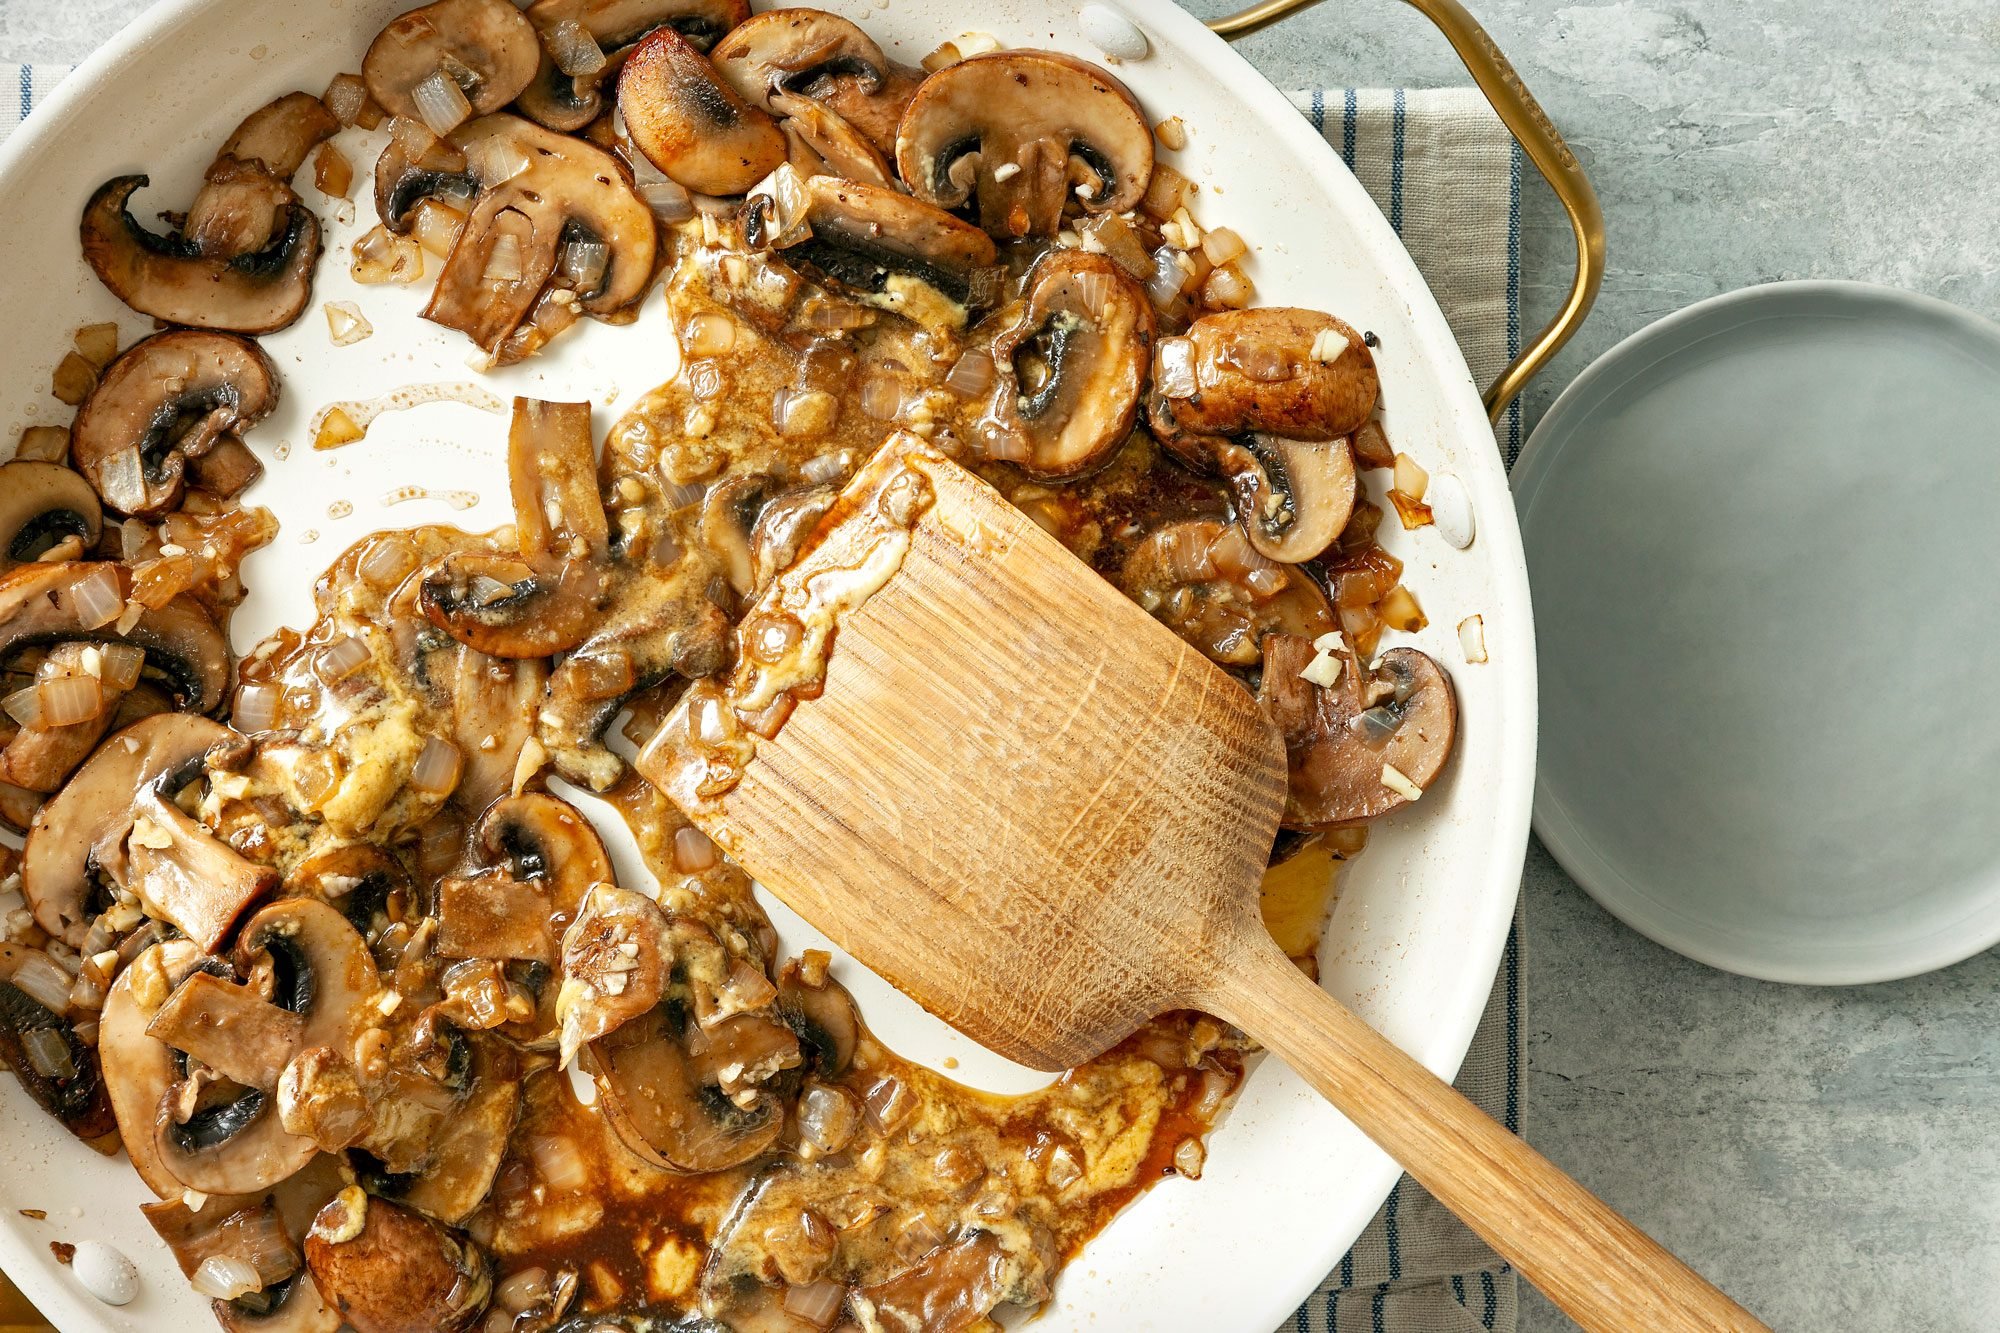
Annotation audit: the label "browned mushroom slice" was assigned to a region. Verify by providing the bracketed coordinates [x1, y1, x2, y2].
[1258, 637, 1458, 827]
[80, 176, 321, 334]
[22, 714, 237, 947]
[364, 0, 541, 128]
[618, 26, 787, 195]
[776, 959, 858, 1078]
[70, 330, 278, 518]
[0, 641, 134, 793]
[188, 437, 266, 501]
[364, 1029, 522, 1225]
[0, 942, 118, 1149]
[236, 898, 383, 1048]
[217, 91, 342, 180]
[586, 1004, 797, 1173]
[304, 1188, 494, 1333]
[181, 158, 299, 262]
[421, 115, 656, 354]
[0, 462, 101, 572]
[416, 551, 609, 658]
[126, 787, 279, 952]
[100, 941, 318, 1198]
[0, 562, 228, 716]
[759, 176, 999, 329]
[856, 1229, 1053, 1330]
[507, 398, 608, 568]
[749, 483, 835, 596]
[1118, 519, 1336, 669]
[1220, 435, 1358, 565]
[476, 792, 613, 918]
[770, 94, 894, 185]
[1151, 308, 1380, 445]
[896, 50, 1152, 239]
[517, 0, 749, 132]
[554, 881, 672, 1064]
[975, 250, 1152, 477]
[436, 869, 555, 964]
[143, 1193, 342, 1333]
[712, 8, 920, 156]
[285, 844, 416, 942]
[145, 970, 306, 1092]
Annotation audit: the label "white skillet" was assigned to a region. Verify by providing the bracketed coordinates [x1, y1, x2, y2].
[0, 1, 1532, 1327]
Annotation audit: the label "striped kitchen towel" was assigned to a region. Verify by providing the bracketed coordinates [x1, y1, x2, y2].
[0, 65, 1529, 1333]
[1280, 88, 1527, 1333]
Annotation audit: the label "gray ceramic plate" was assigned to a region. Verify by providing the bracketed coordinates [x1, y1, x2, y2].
[1516, 280, 2000, 984]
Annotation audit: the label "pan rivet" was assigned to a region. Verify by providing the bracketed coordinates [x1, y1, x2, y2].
[1080, 5, 1150, 62]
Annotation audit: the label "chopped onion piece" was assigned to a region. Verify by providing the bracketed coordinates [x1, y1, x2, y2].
[799, 452, 851, 487]
[1458, 614, 1488, 665]
[74, 323, 120, 369]
[1387, 489, 1434, 530]
[1143, 163, 1194, 220]
[673, 826, 720, 873]
[1381, 763, 1425, 802]
[15, 426, 70, 463]
[313, 142, 355, 200]
[10, 952, 74, 1017]
[1352, 419, 1394, 470]
[190, 1255, 262, 1302]
[1153, 337, 1197, 400]
[484, 232, 527, 285]
[1146, 247, 1194, 310]
[639, 180, 695, 224]
[1203, 261, 1254, 309]
[412, 68, 473, 137]
[943, 349, 996, 399]
[783, 1278, 846, 1327]
[1377, 584, 1427, 632]
[323, 73, 368, 127]
[545, 17, 608, 76]
[1201, 226, 1247, 266]
[559, 237, 610, 294]
[682, 313, 736, 357]
[1174, 1137, 1206, 1179]
[351, 225, 425, 286]
[232, 682, 280, 733]
[412, 199, 467, 258]
[863, 1074, 916, 1132]
[20, 1026, 75, 1081]
[71, 565, 124, 630]
[1352, 705, 1401, 746]
[324, 301, 373, 347]
[1392, 453, 1429, 500]
[1155, 116, 1188, 151]
[97, 448, 146, 513]
[859, 376, 903, 422]
[98, 643, 145, 692]
[465, 134, 532, 187]
[38, 676, 104, 728]
[316, 635, 371, 683]
[409, 735, 464, 796]
[51, 354, 97, 407]
[528, 1135, 588, 1193]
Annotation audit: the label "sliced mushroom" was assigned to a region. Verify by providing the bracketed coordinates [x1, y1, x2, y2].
[712, 8, 919, 155]
[80, 175, 321, 334]
[554, 881, 671, 1064]
[507, 398, 608, 569]
[143, 1193, 342, 1333]
[776, 960, 858, 1079]
[22, 714, 236, 947]
[363, 0, 541, 125]
[517, 0, 750, 132]
[420, 115, 656, 354]
[0, 942, 118, 1148]
[586, 1003, 796, 1173]
[436, 869, 556, 964]
[126, 786, 279, 952]
[145, 968, 306, 1092]
[618, 26, 787, 196]
[305, 1188, 494, 1333]
[1152, 308, 1379, 444]
[749, 483, 835, 596]
[417, 552, 610, 658]
[181, 157, 299, 262]
[476, 792, 613, 919]
[70, 331, 279, 518]
[976, 250, 1152, 477]
[1258, 637, 1457, 826]
[218, 92, 342, 181]
[0, 462, 102, 572]
[1118, 519, 1335, 669]
[757, 176, 998, 329]
[445, 646, 547, 816]
[100, 940, 317, 1199]
[896, 51, 1152, 239]
[1221, 436, 1357, 564]
[188, 437, 266, 500]
[771, 93, 894, 185]
[275, 1045, 375, 1154]
[236, 898, 383, 1049]
[370, 1033, 522, 1224]
[285, 844, 416, 942]
[0, 562, 230, 712]
[857, 1229, 1050, 1330]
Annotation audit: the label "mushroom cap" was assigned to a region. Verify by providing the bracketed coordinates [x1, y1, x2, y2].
[71, 330, 279, 519]
[370, 1034, 522, 1225]
[978, 249, 1153, 477]
[586, 1003, 794, 1173]
[0, 561, 230, 713]
[21, 713, 235, 946]
[895, 50, 1152, 238]
[0, 946, 117, 1145]
[476, 791, 613, 919]
[515, 0, 750, 132]
[1152, 308, 1380, 446]
[1259, 638, 1458, 827]
[712, 8, 918, 154]
[304, 1190, 494, 1333]
[234, 897, 383, 1051]
[618, 26, 787, 196]
[362, 0, 541, 123]
[219, 92, 341, 181]
[416, 551, 610, 658]
[420, 115, 658, 352]
[80, 176, 321, 335]
[1222, 435, 1357, 565]
[0, 462, 102, 573]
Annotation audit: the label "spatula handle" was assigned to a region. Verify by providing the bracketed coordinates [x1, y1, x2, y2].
[1204, 936, 1770, 1333]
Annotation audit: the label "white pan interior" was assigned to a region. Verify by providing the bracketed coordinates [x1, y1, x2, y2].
[0, 1, 1534, 1327]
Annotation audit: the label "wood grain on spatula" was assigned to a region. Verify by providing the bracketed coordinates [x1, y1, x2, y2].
[638, 432, 1770, 1333]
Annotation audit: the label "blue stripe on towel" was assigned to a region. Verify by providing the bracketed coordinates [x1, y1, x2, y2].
[1388, 88, 1406, 235]
[1371, 1285, 1387, 1333]
[1504, 140, 1524, 466]
[17, 66, 28, 123]
[1311, 88, 1325, 135]
[1341, 88, 1357, 168]
[1481, 1270, 1498, 1329]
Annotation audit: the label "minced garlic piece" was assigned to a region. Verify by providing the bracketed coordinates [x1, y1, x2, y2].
[129, 817, 173, 850]
[1381, 764, 1424, 802]
[1311, 328, 1351, 363]
[1300, 653, 1344, 688]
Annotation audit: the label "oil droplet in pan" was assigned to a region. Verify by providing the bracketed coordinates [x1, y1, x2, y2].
[382, 486, 479, 511]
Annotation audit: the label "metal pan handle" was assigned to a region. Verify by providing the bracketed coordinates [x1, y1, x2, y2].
[1209, 0, 1606, 425]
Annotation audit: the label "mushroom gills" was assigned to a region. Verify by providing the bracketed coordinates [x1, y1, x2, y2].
[0, 958, 117, 1147]
[0, 462, 102, 569]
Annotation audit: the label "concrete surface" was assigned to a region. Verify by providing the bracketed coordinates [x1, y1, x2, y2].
[7, 0, 1997, 1328]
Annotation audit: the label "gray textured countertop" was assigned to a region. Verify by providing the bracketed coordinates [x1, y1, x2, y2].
[7, 1, 1994, 1328]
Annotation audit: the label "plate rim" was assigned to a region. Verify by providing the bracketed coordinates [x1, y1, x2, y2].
[1515, 277, 2000, 985]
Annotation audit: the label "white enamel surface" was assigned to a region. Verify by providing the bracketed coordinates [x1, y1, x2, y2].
[0, 2, 1533, 1328]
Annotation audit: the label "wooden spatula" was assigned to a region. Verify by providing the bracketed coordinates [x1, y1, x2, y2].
[638, 433, 1769, 1333]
